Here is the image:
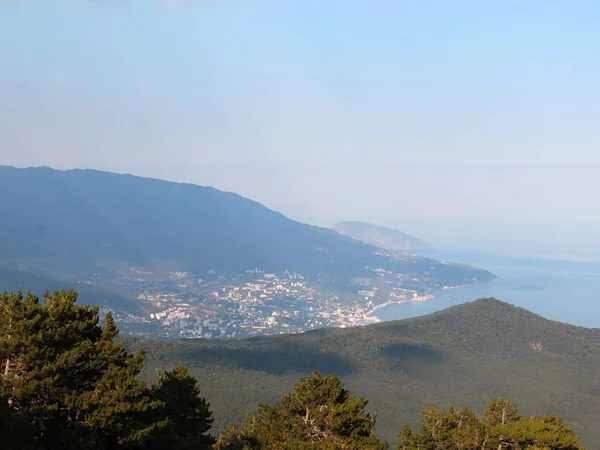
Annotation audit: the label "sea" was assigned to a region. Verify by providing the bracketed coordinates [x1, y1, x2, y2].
[374, 250, 600, 328]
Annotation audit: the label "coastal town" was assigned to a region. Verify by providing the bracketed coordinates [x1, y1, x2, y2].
[85, 261, 463, 339]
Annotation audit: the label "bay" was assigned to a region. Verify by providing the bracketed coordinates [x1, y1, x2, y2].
[375, 250, 600, 328]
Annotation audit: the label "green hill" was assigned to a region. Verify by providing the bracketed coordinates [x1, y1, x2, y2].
[130, 298, 600, 447]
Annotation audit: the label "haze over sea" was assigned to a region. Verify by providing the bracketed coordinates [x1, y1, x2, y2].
[375, 223, 600, 328]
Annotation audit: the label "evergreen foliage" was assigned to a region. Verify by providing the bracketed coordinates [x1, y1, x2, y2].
[0, 290, 590, 449]
[215, 370, 388, 450]
[133, 297, 600, 446]
[0, 290, 213, 450]
[397, 400, 584, 449]
[149, 365, 215, 449]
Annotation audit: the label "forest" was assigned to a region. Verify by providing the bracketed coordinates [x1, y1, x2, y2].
[0, 290, 587, 449]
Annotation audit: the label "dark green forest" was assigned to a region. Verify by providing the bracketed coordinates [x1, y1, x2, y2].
[0, 290, 591, 449]
[133, 298, 600, 446]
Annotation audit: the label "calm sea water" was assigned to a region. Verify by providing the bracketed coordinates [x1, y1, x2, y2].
[375, 250, 600, 328]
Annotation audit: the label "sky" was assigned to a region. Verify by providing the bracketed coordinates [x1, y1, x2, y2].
[1, 0, 600, 252]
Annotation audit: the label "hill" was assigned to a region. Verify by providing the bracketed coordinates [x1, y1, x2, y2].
[0, 166, 489, 286]
[130, 298, 600, 447]
[333, 221, 432, 251]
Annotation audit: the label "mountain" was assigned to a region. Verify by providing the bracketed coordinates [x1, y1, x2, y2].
[131, 298, 600, 447]
[333, 221, 432, 251]
[0, 166, 489, 285]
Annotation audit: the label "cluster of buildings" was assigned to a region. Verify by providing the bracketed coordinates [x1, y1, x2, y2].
[136, 271, 382, 338]
[88, 261, 462, 339]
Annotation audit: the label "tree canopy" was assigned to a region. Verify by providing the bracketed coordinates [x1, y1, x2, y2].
[215, 370, 388, 450]
[398, 398, 584, 450]
[0, 290, 214, 450]
[0, 289, 588, 449]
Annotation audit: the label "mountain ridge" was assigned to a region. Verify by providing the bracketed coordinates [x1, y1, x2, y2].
[333, 221, 432, 251]
[0, 165, 380, 275]
[0, 166, 492, 285]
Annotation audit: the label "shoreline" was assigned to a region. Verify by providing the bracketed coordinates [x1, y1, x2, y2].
[361, 284, 468, 325]
[360, 294, 434, 325]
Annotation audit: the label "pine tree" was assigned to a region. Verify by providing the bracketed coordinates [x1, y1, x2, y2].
[397, 399, 585, 450]
[148, 365, 215, 450]
[451, 407, 486, 449]
[482, 398, 520, 427]
[491, 413, 583, 450]
[397, 405, 484, 450]
[79, 312, 165, 449]
[214, 426, 258, 450]
[217, 370, 388, 449]
[397, 424, 424, 450]
[0, 291, 42, 387]
[0, 290, 173, 449]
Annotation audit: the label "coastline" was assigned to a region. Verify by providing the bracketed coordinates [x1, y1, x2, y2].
[360, 293, 434, 325]
[366, 252, 600, 329]
[360, 284, 468, 325]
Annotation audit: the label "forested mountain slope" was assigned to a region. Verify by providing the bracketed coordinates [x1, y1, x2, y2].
[132, 298, 600, 447]
[0, 166, 490, 285]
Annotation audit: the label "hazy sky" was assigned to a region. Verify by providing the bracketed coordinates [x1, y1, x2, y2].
[1, 1, 599, 234]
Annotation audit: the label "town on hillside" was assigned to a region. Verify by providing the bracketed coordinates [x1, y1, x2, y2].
[86, 255, 468, 339]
